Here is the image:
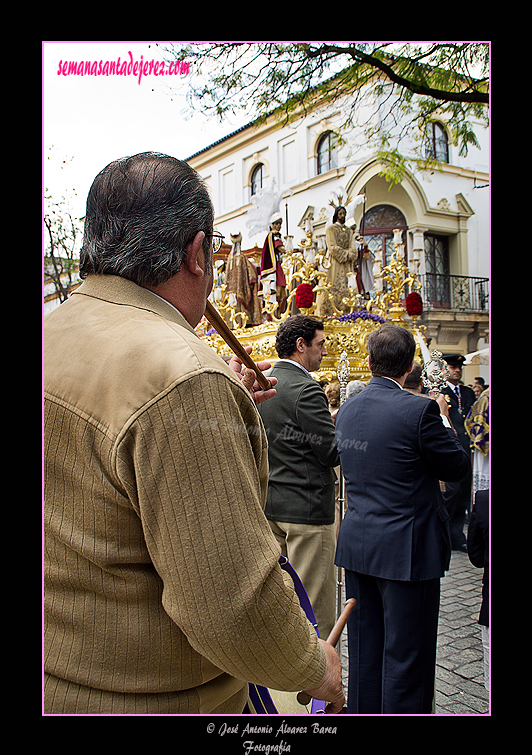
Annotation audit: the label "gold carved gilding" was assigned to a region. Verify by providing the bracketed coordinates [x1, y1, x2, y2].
[201, 229, 427, 382]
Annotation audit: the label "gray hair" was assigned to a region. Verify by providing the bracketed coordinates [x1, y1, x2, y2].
[346, 380, 366, 398]
[80, 152, 214, 286]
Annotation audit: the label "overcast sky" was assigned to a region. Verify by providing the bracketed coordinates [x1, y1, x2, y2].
[43, 41, 246, 218]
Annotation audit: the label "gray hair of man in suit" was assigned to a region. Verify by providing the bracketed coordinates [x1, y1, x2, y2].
[367, 324, 416, 379]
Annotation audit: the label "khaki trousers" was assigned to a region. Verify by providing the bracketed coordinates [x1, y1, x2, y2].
[268, 520, 337, 639]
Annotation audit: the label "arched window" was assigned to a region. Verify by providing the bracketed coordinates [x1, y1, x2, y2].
[251, 163, 264, 195]
[317, 131, 338, 175]
[360, 204, 408, 268]
[424, 122, 449, 163]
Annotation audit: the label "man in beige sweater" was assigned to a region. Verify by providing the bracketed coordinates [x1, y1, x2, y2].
[43, 152, 344, 715]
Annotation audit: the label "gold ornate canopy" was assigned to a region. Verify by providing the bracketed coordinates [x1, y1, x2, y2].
[200, 229, 428, 383]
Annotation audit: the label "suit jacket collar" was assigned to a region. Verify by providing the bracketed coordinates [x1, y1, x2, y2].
[369, 375, 404, 390]
[72, 274, 198, 337]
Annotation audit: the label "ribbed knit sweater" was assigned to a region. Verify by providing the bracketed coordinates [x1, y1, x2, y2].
[43, 275, 325, 714]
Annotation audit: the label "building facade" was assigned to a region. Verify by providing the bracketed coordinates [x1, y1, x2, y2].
[187, 89, 489, 384]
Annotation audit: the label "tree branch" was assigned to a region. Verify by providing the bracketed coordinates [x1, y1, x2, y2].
[306, 44, 489, 104]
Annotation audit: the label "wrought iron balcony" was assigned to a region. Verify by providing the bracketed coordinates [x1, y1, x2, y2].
[420, 273, 489, 312]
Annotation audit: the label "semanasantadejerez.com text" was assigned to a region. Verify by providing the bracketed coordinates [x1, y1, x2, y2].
[57, 51, 190, 85]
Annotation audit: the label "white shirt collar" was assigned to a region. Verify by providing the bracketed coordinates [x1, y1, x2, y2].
[276, 358, 314, 380]
[379, 376, 403, 390]
[143, 287, 182, 315]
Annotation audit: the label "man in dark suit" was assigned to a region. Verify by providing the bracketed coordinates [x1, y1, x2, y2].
[441, 354, 476, 551]
[258, 316, 339, 638]
[335, 325, 470, 714]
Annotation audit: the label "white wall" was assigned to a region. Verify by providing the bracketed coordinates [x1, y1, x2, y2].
[192, 94, 489, 280]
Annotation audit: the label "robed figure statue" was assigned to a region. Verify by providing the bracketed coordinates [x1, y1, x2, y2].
[260, 212, 287, 315]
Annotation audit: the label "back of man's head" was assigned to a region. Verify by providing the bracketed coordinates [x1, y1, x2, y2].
[367, 324, 416, 379]
[403, 360, 424, 390]
[275, 315, 323, 359]
[80, 152, 214, 287]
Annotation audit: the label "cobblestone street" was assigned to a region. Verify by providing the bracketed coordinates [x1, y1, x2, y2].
[434, 549, 489, 714]
[337, 548, 489, 715]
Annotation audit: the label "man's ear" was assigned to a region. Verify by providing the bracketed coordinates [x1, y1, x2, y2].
[183, 231, 206, 277]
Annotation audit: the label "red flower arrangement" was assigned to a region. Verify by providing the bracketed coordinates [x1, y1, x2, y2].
[295, 283, 314, 309]
[406, 291, 423, 316]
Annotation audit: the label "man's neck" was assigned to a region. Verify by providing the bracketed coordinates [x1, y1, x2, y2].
[279, 357, 313, 378]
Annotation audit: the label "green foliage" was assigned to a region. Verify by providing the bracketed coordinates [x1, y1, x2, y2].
[161, 42, 489, 185]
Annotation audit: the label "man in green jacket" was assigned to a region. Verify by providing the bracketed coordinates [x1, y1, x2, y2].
[258, 316, 339, 638]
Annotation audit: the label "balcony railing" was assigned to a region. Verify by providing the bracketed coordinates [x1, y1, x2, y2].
[420, 274, 489, 312]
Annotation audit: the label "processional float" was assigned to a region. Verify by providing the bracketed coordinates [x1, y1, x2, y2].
[200, 222, 449, 713]
[201, 226, 430, 381]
